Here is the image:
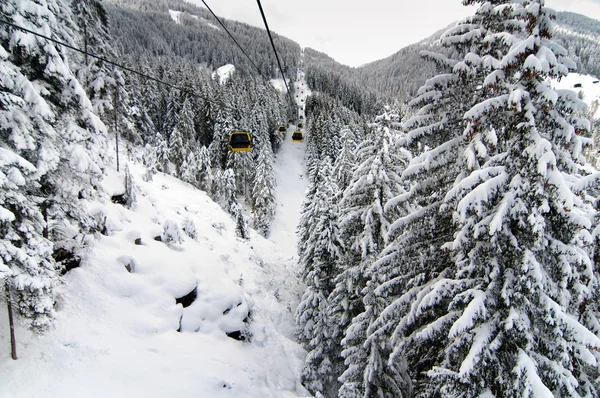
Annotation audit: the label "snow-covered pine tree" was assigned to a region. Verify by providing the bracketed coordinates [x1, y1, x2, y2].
[154, 132, 172, 174]
[180, 149, 200, 187]
[367, 1, 522, 395]
[1, 0, 111, 335]
[251, 139, 277, 237]
[333, 128, 358, 192]
[420, 1, 600, 396]
[168, 125, 185, 174]
[197, 146, 214, 193]
[72, 0, 113, 115]
[0, 148, 58, 334]
[296, 159, 344, 397]
[336, 124, 412, 398]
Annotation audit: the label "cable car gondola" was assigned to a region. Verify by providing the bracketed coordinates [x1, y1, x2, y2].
[228, 131, 252, 152]
[292, 131, 304, 142]
[278, 125, 287, 134]
[298, 122, 304, 128]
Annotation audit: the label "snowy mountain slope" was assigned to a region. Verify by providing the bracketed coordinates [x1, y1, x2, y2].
[0, 162, 309, 398]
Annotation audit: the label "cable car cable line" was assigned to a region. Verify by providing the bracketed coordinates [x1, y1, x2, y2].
[255, 0, 296, 111]
[200, 0, 263, 77]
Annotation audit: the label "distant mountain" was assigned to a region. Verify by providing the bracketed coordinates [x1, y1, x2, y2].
[303, 12, 600, 104]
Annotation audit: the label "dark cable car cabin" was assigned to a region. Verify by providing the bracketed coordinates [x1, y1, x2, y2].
[228, 131, 252, 152]
[298, 122, 304, 128]
[292, 131, 304, 142]
[278, 125, 286, 134]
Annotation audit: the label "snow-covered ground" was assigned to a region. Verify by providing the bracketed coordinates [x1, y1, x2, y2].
[270, 129, 308, 258]
[0, 159, 309, 397]
[552, 72, 600, 119]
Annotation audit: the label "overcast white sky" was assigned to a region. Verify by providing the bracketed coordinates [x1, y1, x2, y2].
[186, 0, 600, 67]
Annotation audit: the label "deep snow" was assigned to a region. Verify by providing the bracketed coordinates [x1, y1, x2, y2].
[0, 151, 309, 397]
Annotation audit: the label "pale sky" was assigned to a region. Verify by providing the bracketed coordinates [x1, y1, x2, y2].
[186, 0, 600, 67]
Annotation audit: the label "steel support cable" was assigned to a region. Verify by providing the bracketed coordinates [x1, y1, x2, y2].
[0, 17, 241, 112]
[200, 0, 263, 76]
[255, 0, 296, 110]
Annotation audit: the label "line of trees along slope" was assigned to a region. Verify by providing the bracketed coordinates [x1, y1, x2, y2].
[1, 0, 292, 353]
[295, 1, 600, 397]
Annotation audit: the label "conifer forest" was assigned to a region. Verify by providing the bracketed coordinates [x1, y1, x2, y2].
[1, 0, 600, 397]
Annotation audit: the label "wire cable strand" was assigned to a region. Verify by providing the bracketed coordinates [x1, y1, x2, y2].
[255, 0, 296, 110]
[200, 0, 263, 76]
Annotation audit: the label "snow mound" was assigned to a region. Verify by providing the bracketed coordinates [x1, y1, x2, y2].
[0, 163, 307, 398]
[270, 79, 287, 94]
[214, 64, 236, 85]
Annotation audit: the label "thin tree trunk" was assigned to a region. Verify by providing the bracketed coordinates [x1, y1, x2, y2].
[42, 204, 49, 239]
[5, 282, 17, 360]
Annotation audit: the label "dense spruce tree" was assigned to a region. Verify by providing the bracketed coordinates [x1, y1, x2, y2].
[370, 1, 600, 397]
[332, 128, 358, 192]
[296, 159, 344, 397]
[251, 140, 277, 237]
[0, 148, 58, 335]
[0, 0, 111, 339]
[336, 123, 412, 398]
[428, 2, 600, 396]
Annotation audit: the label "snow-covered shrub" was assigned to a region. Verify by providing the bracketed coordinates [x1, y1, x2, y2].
[162, 220, 183, 244]
[181, 217, 197, 240]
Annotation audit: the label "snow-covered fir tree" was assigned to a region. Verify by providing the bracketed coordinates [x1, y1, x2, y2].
[0, 0, 109, 336]
[0, 148, 58, 333]
[251, 140, 277, 237]
[296, 159, 344, 397]
[336, 123, 412, 398]
[371, 1, 600, 397]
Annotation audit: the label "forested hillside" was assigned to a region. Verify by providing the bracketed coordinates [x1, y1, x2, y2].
[105, 0, 300, 80]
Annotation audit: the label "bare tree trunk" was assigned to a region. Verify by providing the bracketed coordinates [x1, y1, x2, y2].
[42, 203, 49, 239]
[5, 282, 17, 360]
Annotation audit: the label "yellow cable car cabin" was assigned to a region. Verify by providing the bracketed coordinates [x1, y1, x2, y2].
[292, 131, 304, 142]
[278, 125, 287, 134]
[298, 122, 304, 128]
[228, 131, 252, 152]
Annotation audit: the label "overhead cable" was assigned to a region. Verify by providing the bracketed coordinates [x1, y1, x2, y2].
[255, 0, 296, 109]
[200, 0, 263, 76]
